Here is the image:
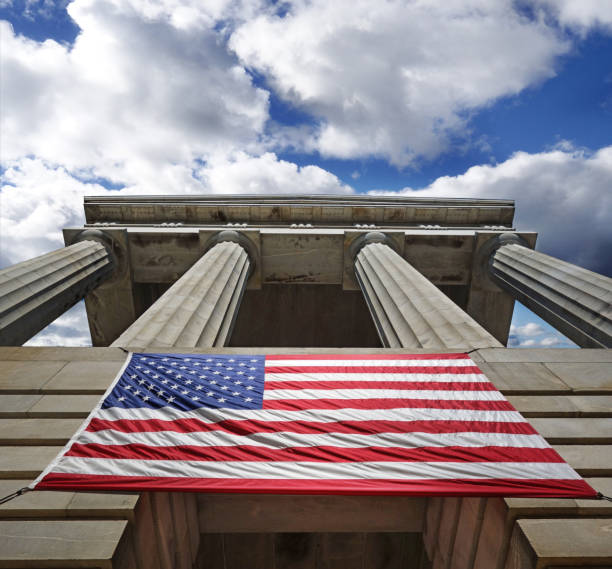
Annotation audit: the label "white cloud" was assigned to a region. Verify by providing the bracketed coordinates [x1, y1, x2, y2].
[535, 0, 612, 33]
[510, 322, 545, 337]
[0, 0, 270, 186]
[25, 301, 91, 346]
[230, 0, 569, 165]
[373, 144, 612, 275]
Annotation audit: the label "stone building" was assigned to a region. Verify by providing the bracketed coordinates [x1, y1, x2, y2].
[0, 194, 611, 568]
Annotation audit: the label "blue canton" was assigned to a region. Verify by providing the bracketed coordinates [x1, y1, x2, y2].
[103, 353, 265, 411]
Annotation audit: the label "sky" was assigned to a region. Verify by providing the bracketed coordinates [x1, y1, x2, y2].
[1, 0, 611, 349]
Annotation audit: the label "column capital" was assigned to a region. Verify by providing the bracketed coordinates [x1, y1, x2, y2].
[349, 231, 399, 260]
[204, 230, 257, 276]
[67, 229, 125, 280]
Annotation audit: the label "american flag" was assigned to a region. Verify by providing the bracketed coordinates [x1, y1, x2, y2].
[33, 352, 595, 497]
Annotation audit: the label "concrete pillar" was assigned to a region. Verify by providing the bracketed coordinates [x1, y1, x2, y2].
[352, 232, 501, 349]
[111, 231, 252, 348]
[489, 234, 612, 348]
[0, 240, 114, 345]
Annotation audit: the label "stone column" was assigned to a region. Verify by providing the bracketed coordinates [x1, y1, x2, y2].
[0, 239, 114, 346]
[489, 234, 612, 348]
[353, 232, 501, 349]
[111, 231, 253, 349]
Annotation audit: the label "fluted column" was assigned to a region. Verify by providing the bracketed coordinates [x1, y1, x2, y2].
[0, 240, 114, 345]
[112, 231, 252, 348]
[353, 232, 501, 349]
[490, 234, 612, 348]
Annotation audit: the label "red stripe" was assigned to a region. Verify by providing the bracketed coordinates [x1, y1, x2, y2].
[262, 398, 515, 411]
[86, 417, 537, 436]
[265, 354, 471, 361]
[35, 473, 597, 497]
[265, 380, 496, 391]
[265, 365, 482, 374]
[66, 443, 564, 464]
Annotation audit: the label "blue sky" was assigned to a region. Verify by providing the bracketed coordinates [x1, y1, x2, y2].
[1, 0, 611, 348]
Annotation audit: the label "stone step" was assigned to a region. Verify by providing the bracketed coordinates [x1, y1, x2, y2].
[554, 446, 612, 476]
[0, 418, 83, 445]
[0, 394, 99, 418]
[0, 480, 139, 520]
[530, 418, 612, 444]
[506, 518, 612, 569]
[508, 395, 612, 418]
[0, 446, 63, 479]
[0, 519, 134, 569]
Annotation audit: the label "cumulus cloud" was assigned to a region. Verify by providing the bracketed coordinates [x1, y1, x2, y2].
[230, 0, 569, 165]
[508, 320, 576, 348]
[0, 0, 269, 186]
[535, 0, 612, 33]
[510, 322, 545, 337]
[373, 144, 612, 275]
[24, 301, 90, 346]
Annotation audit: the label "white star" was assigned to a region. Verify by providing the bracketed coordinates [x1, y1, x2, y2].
[250, 359, 258, 362]
[245, 397, 253, 402]
[171, 362, 178, 366]
[157, 390, 165, 397]
[134, 389, 141, 396]
[210, 380, 217, 385]
[220, 385, 229, 391]
[180, 366, 187, 370]
[167, 396, 175, 403]
[234, 381, 242, 385]
[181, 390, 189, 395]
[161, 358, 169, 362]
[161, 379, 169, 385]
[199, 375, 207, 379]
[213, 371, 221, 375]
[246, 386, 254, 390]
[228, 359, 235, 362]
[138, 379, 146, 385]
[185, 379, 193, 385]
[206, 358, 213, 362]
[216, 363, 223, 367]
[193, 362, 200, 367]
[249, 367, 256, 371]
[184, 358, 191, 362]
[206, 391, 214, 397]
[130, 374, 137, 379]
[236, 371, 244, 375]
[135, 365, 141, 369]
[191, 396, 199, 401]
[124, 385, 131, 390]
[195, 385, 203, 391]
[218, 397, 226, 403]
[140, 357, 147, 361]
[171, 384, 179, 390]
[247, 376, 255, 380]
[118, 396, 126, 402]
[226, 366, 233, 371]
[232, 391, 240, 396]
[143, 395, 150, 401]
[175, 374, 182, 379]
[239, 363, 245, 367]
[152, 374, 159, 379]
[143, 369, 150, 374]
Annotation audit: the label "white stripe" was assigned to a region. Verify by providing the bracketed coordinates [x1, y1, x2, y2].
[77, 429, 552, 451]
[265, 373, 488, 382]
[95, 405, 521, 424]
[51, 457, 580, 481]
[263, 389, 505, 401]
[265, 359, 474, 368]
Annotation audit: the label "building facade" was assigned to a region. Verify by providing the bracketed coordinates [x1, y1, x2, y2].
[0, 195, 611, 568]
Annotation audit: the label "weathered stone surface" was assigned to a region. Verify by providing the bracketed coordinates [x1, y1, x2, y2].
[474, 347, 612, 363]
[354, 238, 501, 348]
[0, 446, 62, 478]
[0, 519, 129, 568]
[0, 360, 66, 392]
[40, 361, 122, 393]
[477, 362, 570, 393]
[112, 239, 250, 348]
[27, 394, 101, 417]
[0, 394, 42, 416]
[491, 242, 612, 348]
[508, 395, 612, 417]
[507, 518, 612, 567]
[0, 418, 82, 445]
[553, 445, 612, 476]
[0, 240, 113, 346]
[544, 362, 612, 392]
[529, 418, 612, 444]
